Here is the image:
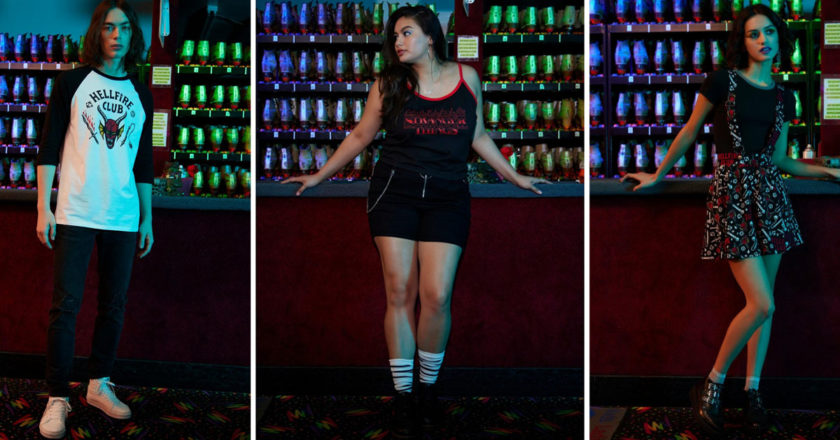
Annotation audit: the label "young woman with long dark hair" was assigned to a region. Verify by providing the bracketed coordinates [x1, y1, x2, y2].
[35, 1, 153, 438]
[623, 4, 840, 435]
[284, 5, 544, 437]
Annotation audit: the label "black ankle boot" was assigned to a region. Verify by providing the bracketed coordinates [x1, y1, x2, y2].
[418, 383, 444, 429]
[690, 378, 725, 435]
[745, 388, 770, 432]
[390, 391, 419, 439]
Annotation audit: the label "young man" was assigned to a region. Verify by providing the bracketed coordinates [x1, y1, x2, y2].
[35, 1, 153, 438]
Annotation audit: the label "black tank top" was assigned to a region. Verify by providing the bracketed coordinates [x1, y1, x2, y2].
[378, 63, 478, 179]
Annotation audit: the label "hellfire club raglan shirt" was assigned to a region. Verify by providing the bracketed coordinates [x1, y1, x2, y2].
[36, 66, 153, 232]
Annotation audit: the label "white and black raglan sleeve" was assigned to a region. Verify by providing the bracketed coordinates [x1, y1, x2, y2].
[36, 71, 74, 166]
[133, 81, 154, 184]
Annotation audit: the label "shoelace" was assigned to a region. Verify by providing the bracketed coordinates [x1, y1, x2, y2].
[45, 399, 71, 421]
[702, 381, 722, 406]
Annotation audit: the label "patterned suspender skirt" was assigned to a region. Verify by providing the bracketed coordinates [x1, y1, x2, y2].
[700, 71, 803, 260]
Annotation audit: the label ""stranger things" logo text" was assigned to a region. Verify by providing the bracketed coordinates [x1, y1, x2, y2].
[403, 108, 468, 135]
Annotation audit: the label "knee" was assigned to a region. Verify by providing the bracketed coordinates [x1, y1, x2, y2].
[420, 285, 451, 314]
[749, 300, 775, 321]
[384, 276, 416, 309]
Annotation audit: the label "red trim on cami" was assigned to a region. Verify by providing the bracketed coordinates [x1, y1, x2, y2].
[414, 64, 477, 103]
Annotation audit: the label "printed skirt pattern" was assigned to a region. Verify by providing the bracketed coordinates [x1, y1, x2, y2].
[701, 70, 803, 260]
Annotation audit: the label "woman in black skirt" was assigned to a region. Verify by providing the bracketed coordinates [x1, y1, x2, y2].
[623, 4, 840, 436]
[284, 5, 544, 437]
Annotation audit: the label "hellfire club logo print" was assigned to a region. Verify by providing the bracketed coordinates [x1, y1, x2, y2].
[403, 108, 467, 135]
[81, 105, 136, 150]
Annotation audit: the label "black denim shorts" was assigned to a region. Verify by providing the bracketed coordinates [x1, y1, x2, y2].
[367, 164, 471, 249]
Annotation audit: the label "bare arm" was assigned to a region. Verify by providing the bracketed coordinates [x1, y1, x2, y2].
[622, 94, 714, 190]
[771, 123, 840, 178]
[283, 79, 384, 195]
[36, 165, 57, 249]
[462, 65, 545, 194]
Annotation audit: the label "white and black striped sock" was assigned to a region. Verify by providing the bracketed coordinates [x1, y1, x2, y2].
[389, 358, 414, 393]
[418, 350, 445, 385]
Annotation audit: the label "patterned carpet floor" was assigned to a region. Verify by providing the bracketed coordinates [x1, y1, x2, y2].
[595, 406, 840, 440]
[0, 377, 249, 439]
[257, 395, 583, 439]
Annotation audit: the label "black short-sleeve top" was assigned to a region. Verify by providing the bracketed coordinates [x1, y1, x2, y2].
[698, 69, 795, 155]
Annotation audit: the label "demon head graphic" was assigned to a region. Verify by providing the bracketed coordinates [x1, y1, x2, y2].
[97, 106, 127, 149]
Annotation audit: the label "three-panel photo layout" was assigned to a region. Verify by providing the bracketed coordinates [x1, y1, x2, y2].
[0, 0, 835, 439]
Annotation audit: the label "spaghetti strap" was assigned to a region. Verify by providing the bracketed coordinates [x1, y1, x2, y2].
[458, 63, 463, 81]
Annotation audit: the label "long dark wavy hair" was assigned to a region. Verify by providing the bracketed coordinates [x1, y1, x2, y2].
[82, 0, 145, 72]
[726, 4, 793, 70]
[379, 5, 448, 129]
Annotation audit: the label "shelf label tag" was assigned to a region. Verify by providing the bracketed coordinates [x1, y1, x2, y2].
[347, 83, 352, 91]
[705, 23, 711, 30]
[783, 73, 789, 81]
[272, 35, 278, 42]
[189, 153, 195, 159]
[667, 75, 672, 82]
[347, 35, 353, 42]
[310, 83, 315, 90]
[501, 83, 507, 89]
[193, 67, 199, 73]
[310, 131, 315, 138]
[151, 65, 172, 87]
[627, 25, 632, 32]
[225, 111, 231, 117]
[274, 83, 279, 90]
[23, 63, 28, 69]
[575, 131, 580, 137]
[55, 63, 61, 70]
[667, 126, 672, 133]
[20, 147, 25, 153]
[628, 127, 634, 134]
[539, 35, 544, 41]
[190, 110, 196, 115]
[151, 111, 169, 147]
[575, 83, 581, 89]
[309, 35, 315, 42]
[539, 84, 545, 90]
[226, 67, 232, 73]
[21, 105, 26, 111]
[538, 131, 543, 137]
[501, 132, 507, 139]
[666, 24, 671, 31]
[628, 76, 634, 83]
[456, 35, 479, 61]
[704, 125, 710, 133]
[273, 131, 278, 138]
[222, 154, 228, 160]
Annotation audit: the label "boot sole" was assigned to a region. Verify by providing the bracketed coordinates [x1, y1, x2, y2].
[39, 427, 65, 439]
[87, 396, 132, 419]
[689, 385, 725, 437]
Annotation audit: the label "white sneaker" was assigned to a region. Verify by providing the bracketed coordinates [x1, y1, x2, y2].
[39, 397, 71, 439]
[86, 377, 132, 419]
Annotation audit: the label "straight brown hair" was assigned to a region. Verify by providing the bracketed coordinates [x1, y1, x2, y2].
[82, 0, 145, 72]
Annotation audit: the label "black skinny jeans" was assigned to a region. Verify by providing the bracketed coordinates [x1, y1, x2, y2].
[46, 224, 136, 397]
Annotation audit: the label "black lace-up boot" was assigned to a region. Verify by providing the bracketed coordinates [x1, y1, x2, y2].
[690, 378, 725, 435]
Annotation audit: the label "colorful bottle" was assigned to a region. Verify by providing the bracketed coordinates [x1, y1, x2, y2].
[694, 141, 708, 176]
[672, 40, 685, 73]
[692, 40, 706, 74]
[791, 38, 802, 73]
[633, 41, 649, 74]
[617, 143, 631, 176]
[634, 92, 649, 125]
[615, 40, 631, 75]
[591, 142, 604, 177]
[263, 1, 275, 33]
[591, 93, 603, 126]
[654, 40, 668, 73]
[616, 92, 630, 126]
[655, 90, 669, 125]
[590, 43, 603, 75]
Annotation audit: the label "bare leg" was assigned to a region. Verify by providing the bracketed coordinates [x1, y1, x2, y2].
[711, 257, 775, 376]
[374, 236, 419, 359]
[416, 241, 462, 353]
[745, 253, 782, 385]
